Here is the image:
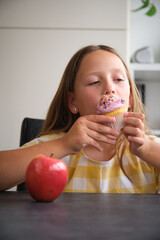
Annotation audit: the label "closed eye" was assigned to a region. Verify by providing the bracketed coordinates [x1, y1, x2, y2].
[115, 78, 124, 82]
[88, 81, 100, 85]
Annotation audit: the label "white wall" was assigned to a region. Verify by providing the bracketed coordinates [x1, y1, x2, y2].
[0, 0, 129, 150]
[130, 0, 160, 62]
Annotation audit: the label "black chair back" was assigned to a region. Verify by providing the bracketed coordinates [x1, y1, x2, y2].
[17, 117, 44, 191]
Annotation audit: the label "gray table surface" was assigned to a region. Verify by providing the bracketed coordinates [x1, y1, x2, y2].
[0, 191, 160, 240]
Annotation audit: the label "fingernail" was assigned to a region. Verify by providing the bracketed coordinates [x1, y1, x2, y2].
[109, 117, 115, 122]
[128, 136, 132, 141]
[115, 131, 120, 136]
[99, 147, 103, 152]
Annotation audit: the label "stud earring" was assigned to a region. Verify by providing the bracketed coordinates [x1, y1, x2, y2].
[73, 107, 77, 111]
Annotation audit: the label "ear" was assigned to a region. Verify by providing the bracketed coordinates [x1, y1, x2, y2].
[68, 92, 79, 114]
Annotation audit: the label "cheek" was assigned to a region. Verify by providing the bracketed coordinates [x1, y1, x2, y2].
[76, 90, 98, 114]
[76, 88, 96, 102]
[84, 91, 100, 110]
[85, 91, 97, 101]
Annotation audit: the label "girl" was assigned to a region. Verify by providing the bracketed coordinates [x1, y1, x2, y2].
[0, 45, 160, 193]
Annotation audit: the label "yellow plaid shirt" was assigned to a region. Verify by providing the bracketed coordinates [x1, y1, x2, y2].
[22, 132, 160, 194]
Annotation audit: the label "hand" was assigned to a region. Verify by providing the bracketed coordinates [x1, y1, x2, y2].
[63, 115, 120, 154]
[122, 112, 149, 156]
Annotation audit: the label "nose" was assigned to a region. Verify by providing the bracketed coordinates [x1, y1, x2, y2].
[103, 77, 116, 95]
[103, 81, 115, 95]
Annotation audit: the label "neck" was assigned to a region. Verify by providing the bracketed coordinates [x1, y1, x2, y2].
[83, 143, 116, 162]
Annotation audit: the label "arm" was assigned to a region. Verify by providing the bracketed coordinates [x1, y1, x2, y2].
[123, 112, 160, 169]
[0, 114, 119, 191]
[137, 140, 160, 169]
[0, 138, 69, 191]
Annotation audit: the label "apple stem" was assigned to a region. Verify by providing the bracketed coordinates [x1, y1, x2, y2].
[50, 153, 54, 158]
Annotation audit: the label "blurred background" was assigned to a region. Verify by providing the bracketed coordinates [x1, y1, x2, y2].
[0, 0, 160, 151]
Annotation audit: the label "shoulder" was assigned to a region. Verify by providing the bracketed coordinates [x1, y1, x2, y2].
[20, 132, 66, 148]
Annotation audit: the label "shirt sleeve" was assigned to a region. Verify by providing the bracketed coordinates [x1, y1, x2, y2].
[20, 132, 65, 148]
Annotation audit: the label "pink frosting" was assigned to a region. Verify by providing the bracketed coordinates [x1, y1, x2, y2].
[97, 94, 125, 114]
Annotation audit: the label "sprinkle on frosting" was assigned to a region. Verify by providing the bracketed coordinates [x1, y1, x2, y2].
[97, 94, 125, 114]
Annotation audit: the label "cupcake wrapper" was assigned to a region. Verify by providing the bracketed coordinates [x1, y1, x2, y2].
[107, 113, 125, 130]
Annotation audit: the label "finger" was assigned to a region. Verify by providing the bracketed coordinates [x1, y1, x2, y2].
[87, 114, 116, 124]
[87, 129, 117, 145]
[88, 139, 103, 152]
[124, 117, 144, 130]
[80, 133, 103, 152]
[127, 135, 145, 145]
[124, 112, 145, 122]
[86, 121, 120, 137]
[123, 126, 142, 137]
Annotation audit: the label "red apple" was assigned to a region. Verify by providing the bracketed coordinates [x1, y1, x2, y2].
[25, 154, 68, 202]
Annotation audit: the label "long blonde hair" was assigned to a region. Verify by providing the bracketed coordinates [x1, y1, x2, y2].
[40, 45, 148, 136]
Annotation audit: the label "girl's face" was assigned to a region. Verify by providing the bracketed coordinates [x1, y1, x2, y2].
[68, 50, 131, 116]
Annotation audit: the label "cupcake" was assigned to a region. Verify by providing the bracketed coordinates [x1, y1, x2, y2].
[97, 94, 127, 130]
